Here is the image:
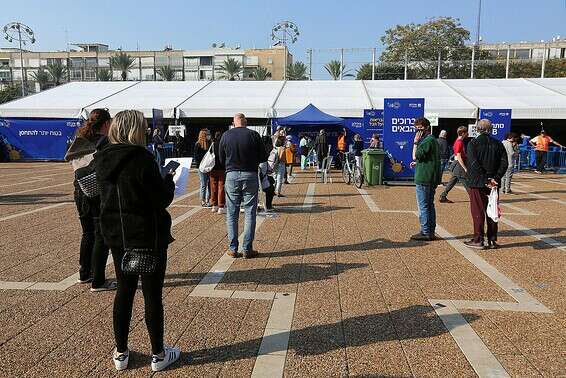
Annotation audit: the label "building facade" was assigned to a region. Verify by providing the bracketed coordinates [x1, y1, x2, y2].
[0, 44, 292, 90]
[480, 40, 566, 61]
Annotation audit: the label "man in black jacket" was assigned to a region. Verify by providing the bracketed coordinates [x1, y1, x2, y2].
[219, 113, 268, 258]
[464, 119, 508, 250]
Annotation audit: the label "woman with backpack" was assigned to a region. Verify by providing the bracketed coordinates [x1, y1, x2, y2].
[193, 128, 211, 207]
[94, 110, 180, 372]
[64, 108, 116, 292]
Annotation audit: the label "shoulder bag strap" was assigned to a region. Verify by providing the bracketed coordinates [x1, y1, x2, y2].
[116, 185, 127, 250]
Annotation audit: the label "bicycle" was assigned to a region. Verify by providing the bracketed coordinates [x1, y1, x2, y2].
[342, 152, 363, 188]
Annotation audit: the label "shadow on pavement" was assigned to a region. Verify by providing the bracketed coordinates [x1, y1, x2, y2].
[0, 193, 69, 204]
[172, 304, 479, 367]
[163, 262, 367, 288]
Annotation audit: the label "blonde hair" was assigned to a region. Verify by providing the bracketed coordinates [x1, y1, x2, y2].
[108, 110, 147, 146]
[197, 129, 210, 150]
[477, 119, 493, 134]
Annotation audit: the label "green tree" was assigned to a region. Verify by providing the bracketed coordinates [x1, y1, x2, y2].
[157, 65, 176, 81]
[546, 59, 566, 77]
[324, 60, 353, 80]
[356, 63, 405, 80]
[110, 52, 136, 81]
[286, 62, 309, 80]
[217, 57, 242, 80]
[252, 66, 271, 81]
[46, 61, 68, 86]
[356, 63, 374, 80]
[97, 68, 113, 81]
[30, 67, 50, 90]
[0, 84, 22, 104]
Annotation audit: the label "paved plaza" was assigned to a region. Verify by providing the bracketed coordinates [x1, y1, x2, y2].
[1, 162, 566, 377]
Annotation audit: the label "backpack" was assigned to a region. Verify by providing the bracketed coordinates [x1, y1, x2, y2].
[75, 158, 99, 198]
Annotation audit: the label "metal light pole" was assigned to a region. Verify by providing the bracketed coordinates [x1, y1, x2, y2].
[3, 22, 35, 96]
[471, 0, 482, 79]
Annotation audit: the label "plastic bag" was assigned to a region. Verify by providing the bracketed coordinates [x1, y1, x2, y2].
[486, 187, 500, 222]
[198, 144, 215, 173]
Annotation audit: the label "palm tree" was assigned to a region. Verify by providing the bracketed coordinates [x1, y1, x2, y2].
[110, 52, 135, 81]
[157, 65, 176, 81]
[217, 57, 242, 80]
[252, 66, 271, 81]
[324, 60, 354, 80]
[286, 62, 308, 80]
[30, 67, 50, 90]
[97, 68, 112, 81]
[46, 61, 68, 86]
[356, 63, 374, 80]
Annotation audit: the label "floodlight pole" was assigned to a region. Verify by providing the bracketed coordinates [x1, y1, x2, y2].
[340, 48, 344, 80]
[437, 50, 441, 79]
[371, 48, 376, 80]
[505, 45, 510, 79]
[18, 27, 25, 96]
[541, 42, 547, 78]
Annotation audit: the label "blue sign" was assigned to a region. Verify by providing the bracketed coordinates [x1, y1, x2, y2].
[363, 109, 383, 147]
[479, 109, 512, 141]
[383, 98, 425, 179]
[0, 118, 81, 161]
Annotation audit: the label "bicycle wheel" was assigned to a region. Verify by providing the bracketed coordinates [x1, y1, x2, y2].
[353, 165, 363, 188]
[342, 165, 351, 184]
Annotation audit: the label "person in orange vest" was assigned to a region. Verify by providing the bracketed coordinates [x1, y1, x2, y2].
[336, 128, 347, 170]
[284, 135, 297, 183]
[529, 130, 564, 173]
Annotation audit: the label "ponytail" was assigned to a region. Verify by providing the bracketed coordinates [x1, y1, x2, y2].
[77, 108, 111, 139]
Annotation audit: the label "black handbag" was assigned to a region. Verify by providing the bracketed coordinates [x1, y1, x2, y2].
[117, 185, 158, 275]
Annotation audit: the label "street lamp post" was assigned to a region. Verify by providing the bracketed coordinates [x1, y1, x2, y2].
[3, 22, 35, 96]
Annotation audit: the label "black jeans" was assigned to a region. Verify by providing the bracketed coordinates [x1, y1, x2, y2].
[112, 248, 167, 355]
[74, 188, 109, 287]
[536, 150, 546, 172]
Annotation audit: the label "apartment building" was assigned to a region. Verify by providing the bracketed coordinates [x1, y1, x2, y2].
[0, 43, 292, 88]
[480, 40, 566, 61]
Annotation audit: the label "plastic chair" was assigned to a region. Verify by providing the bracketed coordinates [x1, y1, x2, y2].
[315, 155, 334, 183]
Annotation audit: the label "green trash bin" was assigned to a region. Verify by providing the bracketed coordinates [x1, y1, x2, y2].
[362, 149, 385, 186]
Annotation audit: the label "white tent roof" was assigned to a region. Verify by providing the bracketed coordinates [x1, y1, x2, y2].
[0, 81, 136, 118]
[85, 81, 209, 118]
[177, 81, 284, 118]
[443, 78, 566, 119]
[273, 81, 371, 118]
[363, 80, 477, 119]
[3, 78, 566, 120]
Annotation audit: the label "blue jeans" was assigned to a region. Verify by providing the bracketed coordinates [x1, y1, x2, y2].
[440, 159, 448, 172]
[275, 163, 285, 194]
[198, 171, 210, 203]
[415, 184, 436, 236]
[225, 171, 259, 252]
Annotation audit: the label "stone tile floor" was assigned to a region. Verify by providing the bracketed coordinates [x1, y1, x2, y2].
[1, 162, 566, 377]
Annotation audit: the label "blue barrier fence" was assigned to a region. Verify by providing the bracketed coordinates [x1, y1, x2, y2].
[517, 147, 566, 173]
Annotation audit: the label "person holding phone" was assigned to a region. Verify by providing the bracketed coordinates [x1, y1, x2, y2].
[410, 117, 441, 241]
[95, 110, 180, 372]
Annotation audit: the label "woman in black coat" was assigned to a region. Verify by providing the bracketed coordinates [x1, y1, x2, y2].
[94, 110, 180, 372]
[314, 129, 328, 169]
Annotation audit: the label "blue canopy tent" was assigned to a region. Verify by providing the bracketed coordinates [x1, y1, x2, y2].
[274, 103, 344, 126]
[273, 104, 347, 154]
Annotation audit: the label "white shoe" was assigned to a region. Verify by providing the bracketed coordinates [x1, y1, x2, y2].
[211, 206, 218, 212]
[151, 345, 180, 372]
[113, 348, 129, 371]
[240, 208, 245, 213]
[218, 207, 226, 214]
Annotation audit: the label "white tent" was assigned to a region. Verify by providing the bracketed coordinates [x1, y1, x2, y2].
[363, 80, 478, 119]
[3, 78, 566, 120]
[0, 81, 137, 118]
[442, 78, 566, 119]
[85, 81, 210, 118]
[272, 80, 371, 118]
[177, 81, 284, 118]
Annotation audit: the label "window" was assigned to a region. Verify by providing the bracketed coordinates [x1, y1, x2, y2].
[0, 71, 11, 80]
[85, 57, 97, 68]
[200, 56, 212, 66]
[267, 57, 273, 64]
[70, 58, 84, 67]
[514, 49, 530, 59]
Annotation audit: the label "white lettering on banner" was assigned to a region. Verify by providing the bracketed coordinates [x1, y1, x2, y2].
[18, 130, 62, 137]
[350, 121, 363, 128]
[391, 117, 416, 133]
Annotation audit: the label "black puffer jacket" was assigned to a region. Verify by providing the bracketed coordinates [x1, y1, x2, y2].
[94, 143, 175, 251]
[466, 133, 508, 188]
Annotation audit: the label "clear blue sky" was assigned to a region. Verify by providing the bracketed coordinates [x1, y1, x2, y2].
[2, 0, 565, 76]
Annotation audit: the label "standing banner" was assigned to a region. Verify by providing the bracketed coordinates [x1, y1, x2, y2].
[0, 118, 81, 161]
[164, 157, 192, 197]
[383, 98, 425, 179]
[479, 109, 512, 141]
[363, 109, 384, 147]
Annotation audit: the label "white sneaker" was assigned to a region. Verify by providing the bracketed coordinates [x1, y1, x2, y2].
[151, 345, 180, 372]
[218, 207, 226, 214]
[211, 206, 218, 212]
[113, 348, 129, 371]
